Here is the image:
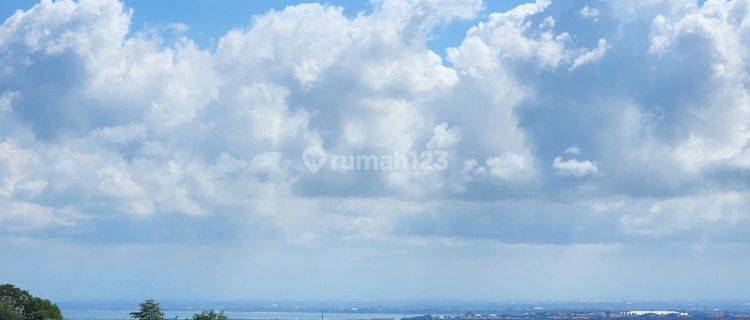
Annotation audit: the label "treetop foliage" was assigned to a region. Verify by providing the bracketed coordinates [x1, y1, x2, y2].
[130, 299, 166, 320]
[0, 284, 63, 320]
[193, 309, 230, 320]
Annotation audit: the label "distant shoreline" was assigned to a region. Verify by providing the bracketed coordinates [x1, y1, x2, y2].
[62, 310, 419, 320]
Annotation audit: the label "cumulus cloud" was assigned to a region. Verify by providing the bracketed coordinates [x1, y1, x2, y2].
[427, 122, 461, 151]
[0, 0, 489, 243]
[447, 0, 568, 71]
[569, 38, 608, 71]
[485, 152, 537, 182]
[643, 0, 750, 173]
[0, 139, 36, 196]
[0, 200, 76, 231]
[618, 192, 750, 237]
[552, 156, 598, 177]
[578, 6, 600, 21]
[3, 0, 750, 301]
[0, 0, 748, 256]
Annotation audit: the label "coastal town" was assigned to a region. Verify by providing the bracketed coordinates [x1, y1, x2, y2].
[400, 310, 750, 320]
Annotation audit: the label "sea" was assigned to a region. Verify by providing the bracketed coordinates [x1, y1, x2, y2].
[62, 310, 416, 320]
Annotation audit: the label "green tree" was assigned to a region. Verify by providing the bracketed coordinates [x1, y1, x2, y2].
[23, 297, 63, 320]
[0, 284, 32, 309]
[0, 299, 24, 320]
[0, 284, 62, 320]
[130, 300, 165, 320]
[193, 310, 229, 320]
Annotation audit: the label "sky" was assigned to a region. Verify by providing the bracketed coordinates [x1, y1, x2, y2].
[1, 0, 750, 304]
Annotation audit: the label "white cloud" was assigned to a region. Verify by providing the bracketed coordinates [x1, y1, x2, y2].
[427, 122, 461, 151]
[234, 83, 308, 145]
[447, 0, 570, 71]
[579, 6, 600, 21]
[553, 156, 598, 177]
[619, 192, 750, 236]
[375, 0, 483, 32]
[96, 164, 155, 216]
[485, 152, 537, 182]
[564, 145, 581, 155]
[7, 0, 750, 300]
[0, 139, 36, 196]
[0, 91, 17, 115]
[643, 0, 750, 173]
[216, 4, 351, 89]
[0, 0, 749, 255]
[88, 123, 147, 144]
[0, 200, 73, 231]
[0, 0, 493, 230]
[569, 38, 609, 71]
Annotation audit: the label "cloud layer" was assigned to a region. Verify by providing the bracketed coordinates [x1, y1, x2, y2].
[2, 0, 750, 301]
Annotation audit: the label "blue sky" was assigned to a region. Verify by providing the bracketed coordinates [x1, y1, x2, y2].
[123, 0, 529, 51]
[0, 0, 528, 54]
[2, 0, 750, 303]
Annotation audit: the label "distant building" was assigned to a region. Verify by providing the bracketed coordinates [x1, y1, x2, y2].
[622, 311, 688, 317]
